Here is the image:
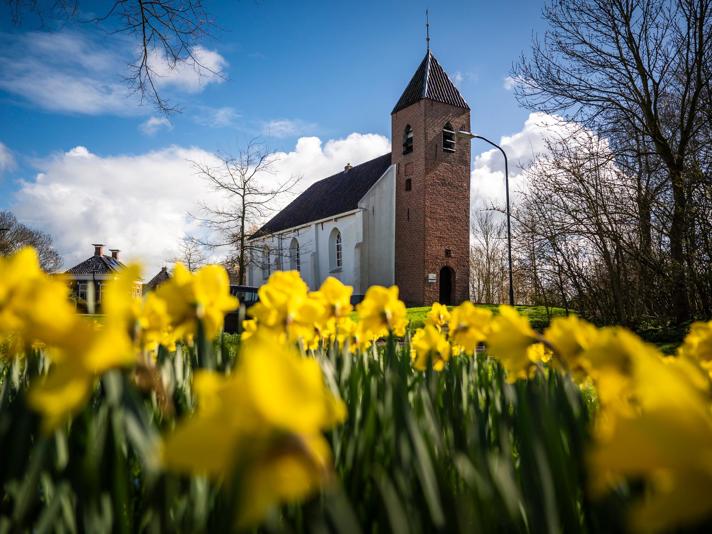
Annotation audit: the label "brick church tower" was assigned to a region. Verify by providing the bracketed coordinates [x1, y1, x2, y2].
[392, 51, 471, 306]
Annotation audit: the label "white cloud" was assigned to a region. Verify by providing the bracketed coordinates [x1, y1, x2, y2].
[0, 142, 16, 175]
[12, 132, 391, 274]
[503, 75, 525, 91]
[452, 70, 478, 88]
[269, 133, 391, 196]
[0, 31, 226, 115]
[148, 45, 227, 93]
[140, 116, 173, 135]
[471, 112, 572, 209]
[194, 106, 239, 128]
[262, 119, 318, 138]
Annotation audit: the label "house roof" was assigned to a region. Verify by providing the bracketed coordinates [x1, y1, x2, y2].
[392, 51, 469, 114]
[65, 254, 124, 275]
[251, 153, 392, 239]
[145, 266, 170, 291]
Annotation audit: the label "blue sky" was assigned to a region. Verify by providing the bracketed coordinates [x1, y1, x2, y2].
[0, 0, 549, 270]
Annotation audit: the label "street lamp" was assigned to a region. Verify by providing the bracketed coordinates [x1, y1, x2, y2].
[458, 131, 515, 306]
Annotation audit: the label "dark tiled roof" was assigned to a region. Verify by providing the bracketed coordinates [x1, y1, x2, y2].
[252, 153, 392, 238]
[392, 51, 469, 114]
[65, 254, 124, 275]
[145, 267, 170, 291]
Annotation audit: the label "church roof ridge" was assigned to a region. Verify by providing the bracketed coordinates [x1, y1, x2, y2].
[250, 153, 392, 239]
[392, 50, 469, 114]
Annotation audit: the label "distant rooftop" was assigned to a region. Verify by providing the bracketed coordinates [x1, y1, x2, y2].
[65, 244, 124, 275]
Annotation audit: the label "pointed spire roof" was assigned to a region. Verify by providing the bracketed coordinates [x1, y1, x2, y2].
[392, 51, 469, 114]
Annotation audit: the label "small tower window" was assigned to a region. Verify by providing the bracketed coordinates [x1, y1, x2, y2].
[443, 122, 456, 152]
[403, 125, 414, 154]
[405, 178, 412, 191]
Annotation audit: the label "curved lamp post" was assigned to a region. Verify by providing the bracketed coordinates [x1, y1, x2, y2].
[458, 131, 515, 306]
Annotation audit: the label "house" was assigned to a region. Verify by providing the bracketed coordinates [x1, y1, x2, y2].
[247, 49, 472, 306]
[65, 243, 141, 312]
[145, 266, 170, 292]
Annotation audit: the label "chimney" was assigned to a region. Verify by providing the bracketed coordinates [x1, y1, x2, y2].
[92, 243, 104, 256]
[344, 163, 352, 172]
[110, 249, 120, 260]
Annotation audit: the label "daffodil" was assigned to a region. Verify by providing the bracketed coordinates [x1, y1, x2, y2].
[424, 302, 450, 331]
[356, 285, 407, 338]
[678, 320, 712, 378]
[316, 277, 353, 319]
[411, 325, 451, 371]
[589, 345, 712, 533]
[581, 328, 662, 414]
[543, 315, 599, 379]
[156, 263, 238, 340]
[161, 335, 346, 527]
[249, 271, 326, 347]
[486, 305, 538, 382]
[138, 292, 178, 353]
[447, 301, 492, 354]
[0, 247, 76, 348]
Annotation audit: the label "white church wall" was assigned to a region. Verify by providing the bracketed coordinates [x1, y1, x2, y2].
[246, 209, 362, 291]
[358, 164, 396, 292]
[313, 212, 361, 290]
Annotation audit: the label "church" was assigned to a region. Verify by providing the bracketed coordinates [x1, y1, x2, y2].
[247, 49, 471, 307]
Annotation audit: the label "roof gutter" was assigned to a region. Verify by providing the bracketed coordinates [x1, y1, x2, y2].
[247, 208, 363, 242]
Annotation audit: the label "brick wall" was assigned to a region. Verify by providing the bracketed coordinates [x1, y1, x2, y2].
[392, 99, 471, 306]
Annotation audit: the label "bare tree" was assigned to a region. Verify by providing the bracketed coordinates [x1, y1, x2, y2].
[0, 210, 62, 271]
[169, 235, 207, 271]
[470, 211, 508, 304]
[191, 142, 299, 285]
[4, 0, 216, 114]
[514, 0, 712, 322]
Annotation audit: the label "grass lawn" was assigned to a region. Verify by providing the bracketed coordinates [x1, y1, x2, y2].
[406, 304, 569, 331]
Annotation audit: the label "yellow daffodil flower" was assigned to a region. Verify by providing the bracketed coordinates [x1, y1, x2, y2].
[0, 247, 76, 349]
[678, 320, 712, 378]
[486, 305, 538, 382]
[316, 277, 353, 319]
[424, 302, 450, 331]
[161, 335, 346, 527]
[249, 271, 326, 347]
[356, 285, 407, 338]
[411, 325, 451, 371]
[589, 346, 712, 533]
[447, 301, 492, 354]
[28, 265, 142, 431]
[156, 263, 238, 340]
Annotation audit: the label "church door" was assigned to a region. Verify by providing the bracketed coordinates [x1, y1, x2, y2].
[439, 267, 455, 305]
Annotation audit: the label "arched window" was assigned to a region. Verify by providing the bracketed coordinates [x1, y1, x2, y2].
[289, 238, 300, 271]
[403, 124, 413, 154]
[329, 228, 343, 271]
[443, 122, 456, 152]
[262, 245, 271, 278]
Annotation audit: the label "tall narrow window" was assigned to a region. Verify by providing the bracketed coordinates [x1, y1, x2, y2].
[289, 238, 300, 271]
[403, 125, 413, 154]
[262, 245, 271, 278]
[443, 122, 456, 152]
[405, 178, 412, 191]
[329, 228, 343, 271]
